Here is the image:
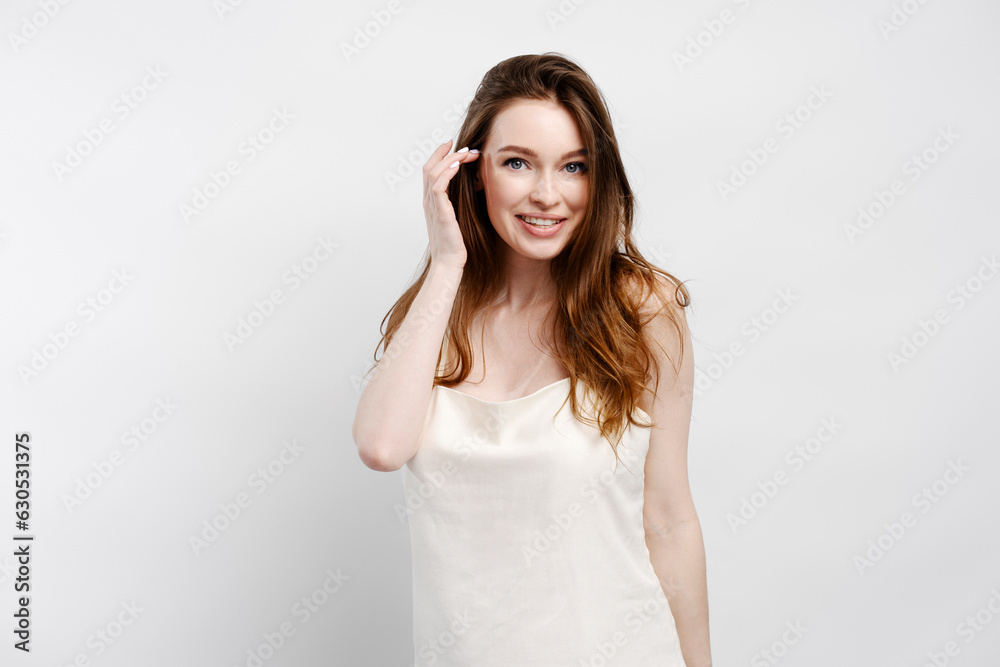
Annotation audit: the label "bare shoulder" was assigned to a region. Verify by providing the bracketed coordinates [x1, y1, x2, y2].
[628, 271, 688, 326]
[627, 272, 692, 410]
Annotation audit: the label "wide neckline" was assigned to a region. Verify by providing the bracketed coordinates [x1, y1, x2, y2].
[435, 377, 653, 422]
[435, 377, 571, 405]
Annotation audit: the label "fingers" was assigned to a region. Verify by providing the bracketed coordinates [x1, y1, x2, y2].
[425, 138, 453, 167]
[434, 149, 480, 194]
[447, 147, 480, 169]
[443, 147, 479, 175]
[422, 140, 454, 179]
[423, 141, 480, 191]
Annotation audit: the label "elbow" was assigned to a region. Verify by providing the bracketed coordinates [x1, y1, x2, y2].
[353, 419, 396, 471]
[352, 417, 413, 472]
[356, 439, 406, 472]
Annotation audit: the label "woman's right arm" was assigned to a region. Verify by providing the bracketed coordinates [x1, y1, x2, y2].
[353, 260, 463, 471]
[353, 139, 478, 472]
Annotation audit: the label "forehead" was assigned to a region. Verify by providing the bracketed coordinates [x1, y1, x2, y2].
[485, 99, 585, 151]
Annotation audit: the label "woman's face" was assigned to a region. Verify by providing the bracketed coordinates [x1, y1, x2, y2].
[475, 98, 589, 261]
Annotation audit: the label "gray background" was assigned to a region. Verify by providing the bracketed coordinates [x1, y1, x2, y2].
[2, 0, 999, 665]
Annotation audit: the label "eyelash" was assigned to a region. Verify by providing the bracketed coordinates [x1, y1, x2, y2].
[501, 158, 588, 174]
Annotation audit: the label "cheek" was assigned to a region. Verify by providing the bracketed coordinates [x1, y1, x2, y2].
[483, 182, 510, 220]
[487, 172, 521, 207]
[571, 180, 589, 209]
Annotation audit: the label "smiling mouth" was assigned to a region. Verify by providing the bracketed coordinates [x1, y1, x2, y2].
[517, 214, 565, 228]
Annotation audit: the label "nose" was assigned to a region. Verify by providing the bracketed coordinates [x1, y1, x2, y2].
[530, 172, 559, 207]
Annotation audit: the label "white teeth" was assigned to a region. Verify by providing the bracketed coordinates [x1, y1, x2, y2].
[520, 215, 561, 227]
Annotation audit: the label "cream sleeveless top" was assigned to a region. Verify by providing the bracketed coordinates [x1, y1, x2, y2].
[401, 373, 686, 666]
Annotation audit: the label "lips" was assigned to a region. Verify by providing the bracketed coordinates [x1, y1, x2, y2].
[517, 214, 566, 226]
[516, 214, 566, 238]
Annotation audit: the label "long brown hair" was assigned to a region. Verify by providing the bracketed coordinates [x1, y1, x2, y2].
[372, 52, 691, 465]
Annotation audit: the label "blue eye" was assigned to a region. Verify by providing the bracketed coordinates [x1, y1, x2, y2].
[502, 158, 588, 173]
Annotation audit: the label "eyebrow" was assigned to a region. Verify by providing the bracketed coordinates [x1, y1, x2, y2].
[496, 145, 588, 160]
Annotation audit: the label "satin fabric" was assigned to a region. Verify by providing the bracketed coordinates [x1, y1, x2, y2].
[402, 377, 686, 666]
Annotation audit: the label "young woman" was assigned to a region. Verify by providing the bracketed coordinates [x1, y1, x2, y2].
[354, 52, 710, 666]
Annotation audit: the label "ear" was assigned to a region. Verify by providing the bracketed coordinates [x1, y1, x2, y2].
[473, 170, 483, 192]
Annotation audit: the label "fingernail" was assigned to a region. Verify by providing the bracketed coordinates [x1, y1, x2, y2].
[457, 146, 469, 153]
[469, 149, 480, 154]
[449, 160, 460, 168]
